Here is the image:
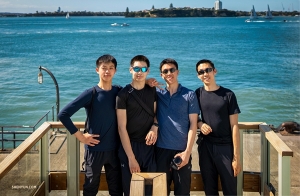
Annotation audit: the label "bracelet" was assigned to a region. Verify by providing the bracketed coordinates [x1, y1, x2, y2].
[153, 122, 159, 127]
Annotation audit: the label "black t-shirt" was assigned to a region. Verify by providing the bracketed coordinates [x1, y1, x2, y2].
[116, 84, 156, 142]
[195, 86, 241, 144]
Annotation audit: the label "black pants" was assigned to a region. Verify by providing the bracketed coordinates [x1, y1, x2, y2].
[155, 147, 192, 196]
[198, 140, 237, 196]
[118, 141, 156, 196]
[83, 149, 123, 196]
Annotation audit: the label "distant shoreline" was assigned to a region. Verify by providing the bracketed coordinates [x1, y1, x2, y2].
[1, 8, 299, 18]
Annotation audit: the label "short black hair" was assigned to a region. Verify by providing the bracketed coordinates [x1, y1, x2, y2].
[159, 58, 178, 71]
[96, 54, 117, 68]
[130, 55, 150, 67]
[195, 59, 215, 72]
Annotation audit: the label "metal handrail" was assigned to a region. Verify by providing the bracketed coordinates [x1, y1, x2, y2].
[0, 111, 51, 150]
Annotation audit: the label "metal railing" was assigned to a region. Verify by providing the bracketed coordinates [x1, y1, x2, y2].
[0, 122, 294, 196]
[0, 111, 51, 151]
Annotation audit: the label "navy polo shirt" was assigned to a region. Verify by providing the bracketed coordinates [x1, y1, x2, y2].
[156, 84, 200, 151]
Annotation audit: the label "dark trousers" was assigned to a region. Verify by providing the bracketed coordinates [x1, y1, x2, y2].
[155, 147, 192, 196]
[118, 141, 156, 196]
[83, 149, 123, 196]
[198, 140, 237, 196]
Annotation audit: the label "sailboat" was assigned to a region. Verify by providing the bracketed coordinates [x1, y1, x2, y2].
[245, 5, 258, 22]
[250, 5, 258, 20]
[265, 5, 273, 19]
[66, 12, 70, 19]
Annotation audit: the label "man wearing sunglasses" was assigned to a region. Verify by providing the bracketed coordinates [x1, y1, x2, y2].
[195, 59, 241, 196]
[116, 55, 157, 196]
[155, 58, 199, 195]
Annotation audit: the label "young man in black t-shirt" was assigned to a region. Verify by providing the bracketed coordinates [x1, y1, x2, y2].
[195, 59, 241, 196]
[116, 55, 158, 196]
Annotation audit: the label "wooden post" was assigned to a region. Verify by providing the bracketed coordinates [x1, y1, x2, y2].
[130, 173, 167, 196]
[67, 131, 80, 196]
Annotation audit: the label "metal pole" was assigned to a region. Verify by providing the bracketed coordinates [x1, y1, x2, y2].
[39, 66, 60, 121]
[1, 127, 3, 151]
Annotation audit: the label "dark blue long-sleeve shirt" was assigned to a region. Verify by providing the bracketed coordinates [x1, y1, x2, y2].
[58, 85, 121, 151]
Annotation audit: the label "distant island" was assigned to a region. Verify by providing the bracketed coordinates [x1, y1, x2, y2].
[1, 6, 299, 18]
[124, 7, 299, 17]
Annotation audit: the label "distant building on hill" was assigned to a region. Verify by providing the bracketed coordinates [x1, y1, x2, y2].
[214, 0, 222, 10]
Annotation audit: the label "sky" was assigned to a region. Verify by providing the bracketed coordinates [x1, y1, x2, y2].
[0, 0, 299, 13]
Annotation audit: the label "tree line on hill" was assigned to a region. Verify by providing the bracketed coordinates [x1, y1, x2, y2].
[125, 7, 300, 17]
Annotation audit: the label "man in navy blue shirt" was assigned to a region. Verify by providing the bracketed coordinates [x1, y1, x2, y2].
[155, 58, 199, 195]
[58, 54, 123, 196]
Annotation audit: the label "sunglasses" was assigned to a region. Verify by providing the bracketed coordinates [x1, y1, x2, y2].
[161, 68, 177, 74]
[197, 68, 213, 75]
[132, 66, 148, 73]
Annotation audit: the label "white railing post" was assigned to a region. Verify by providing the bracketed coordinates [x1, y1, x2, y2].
[260, 124, 270, 195]
[264, 127, 293, 196]
[40, 130, 49, 196]
[67, 131, 80, 196]
[237, 129, 243, 195]
[278, 155, 291, 196]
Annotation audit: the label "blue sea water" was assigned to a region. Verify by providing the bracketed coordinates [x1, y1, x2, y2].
[0, 16, 299, 127]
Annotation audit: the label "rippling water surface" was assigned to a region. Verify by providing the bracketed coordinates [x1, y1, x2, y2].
[0, 16, 299, 127]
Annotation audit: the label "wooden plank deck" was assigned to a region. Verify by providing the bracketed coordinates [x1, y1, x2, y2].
[0, 131, 299, 196]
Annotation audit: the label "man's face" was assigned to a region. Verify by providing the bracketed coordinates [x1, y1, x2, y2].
[130, 61, 149, 82]
[96, 62, 116, 82]
[197, 63, 216, 85]
[160, 63, 178, 85]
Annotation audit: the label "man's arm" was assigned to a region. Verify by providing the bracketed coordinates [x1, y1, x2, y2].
[230, 113, 242, 177]
[117, 109, 140, 173]
[145, 102, 158, 145]
[58, 89, 92, 134]
[176, 113, 198, 169]
[73, 131, 99, 146]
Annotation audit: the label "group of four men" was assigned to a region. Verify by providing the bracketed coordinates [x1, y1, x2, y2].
[58, 54, 241, 196]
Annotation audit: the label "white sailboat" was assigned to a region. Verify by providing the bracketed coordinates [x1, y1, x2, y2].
[265, 5, 273, 19]
[66, 12, 70, 19]
[250, 5, 258, 20]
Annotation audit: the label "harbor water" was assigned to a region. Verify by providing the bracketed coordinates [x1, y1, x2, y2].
[0, 16, 299, 128]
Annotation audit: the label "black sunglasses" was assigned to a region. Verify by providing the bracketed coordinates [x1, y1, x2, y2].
[197, 68, 213, 75]
[161, 68, 177, 74]
[132, 66, 148, 73]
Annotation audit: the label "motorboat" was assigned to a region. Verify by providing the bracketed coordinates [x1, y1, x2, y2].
[121, 23, 130, 26]
[111, 23, 119, 26]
